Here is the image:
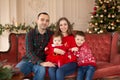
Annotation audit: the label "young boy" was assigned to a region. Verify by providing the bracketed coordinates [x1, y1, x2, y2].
[71, 31, 96, 80]
[45, 33, 67, 67]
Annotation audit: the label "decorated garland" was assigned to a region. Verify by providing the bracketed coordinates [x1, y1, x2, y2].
[0, 23, 34, 35]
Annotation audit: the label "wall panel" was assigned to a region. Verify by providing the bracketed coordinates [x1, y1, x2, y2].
[0, 0, 10, 51]
[0, 0, 94, 51]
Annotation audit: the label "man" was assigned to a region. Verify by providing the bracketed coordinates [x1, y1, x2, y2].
[16, 12, 55, 80]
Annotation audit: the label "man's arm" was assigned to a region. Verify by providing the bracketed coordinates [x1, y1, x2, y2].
[25, 32, 43, 64]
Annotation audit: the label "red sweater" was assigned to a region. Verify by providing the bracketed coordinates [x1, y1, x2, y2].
[46, 35, 77, 64]
[45, 44, 67, 67]
[74, 42, 96, 67]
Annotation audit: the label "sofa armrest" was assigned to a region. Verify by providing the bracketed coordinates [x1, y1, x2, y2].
[110, 32, 120, 64]
[118, 35, 120, 53]
[0, 33, 18, 63]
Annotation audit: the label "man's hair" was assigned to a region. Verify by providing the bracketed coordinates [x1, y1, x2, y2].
[37, 12, 49, 18]
[75, 31, 85, 37]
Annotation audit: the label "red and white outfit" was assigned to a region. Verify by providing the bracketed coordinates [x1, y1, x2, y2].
[46, 35, 77, 67]
[74, 42, 96, 67]
[45, 44, 67, 67]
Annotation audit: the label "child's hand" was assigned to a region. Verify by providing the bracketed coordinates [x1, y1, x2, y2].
[44, 47, 48, 51]
[54, 48, 65, 55]
[71, 47, 78, 52]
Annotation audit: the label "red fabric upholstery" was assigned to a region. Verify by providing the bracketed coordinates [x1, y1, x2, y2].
[0, 32, 120, 79]
[110, 32, 120, 64]
[85, 33, 112, 62]
[17, 34, 26, 62]
[0, 33, 18, 64]
[94, 65, 120, 78]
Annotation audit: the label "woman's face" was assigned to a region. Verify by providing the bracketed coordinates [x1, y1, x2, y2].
[59, 20, 68, 33]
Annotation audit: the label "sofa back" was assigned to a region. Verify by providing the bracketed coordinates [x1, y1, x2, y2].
[17, 34, 26, 62]
[0, 32, 114, 63]
[85, 33, 112, 62]
[17, 32, 112, 63]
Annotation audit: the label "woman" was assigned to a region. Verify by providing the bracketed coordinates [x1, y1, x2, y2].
[47, 17, 77, 80]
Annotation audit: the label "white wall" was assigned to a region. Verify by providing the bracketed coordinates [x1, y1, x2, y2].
[16, 0, 94, 30]
[62, 0, 95, 31]
[0, 0, 16, 51]
[17, 0, 57, 25]
[0, 0, 94, 51]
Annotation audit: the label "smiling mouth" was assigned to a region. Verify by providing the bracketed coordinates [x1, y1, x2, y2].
[77, 43, 81, 46]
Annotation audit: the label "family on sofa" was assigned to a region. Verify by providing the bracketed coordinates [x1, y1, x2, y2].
[16, 12, 95, 80]
[0, 12, 120, 80]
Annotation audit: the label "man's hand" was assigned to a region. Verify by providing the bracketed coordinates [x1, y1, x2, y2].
[54, 48, 65, 55]
[40, 62, 56, 67]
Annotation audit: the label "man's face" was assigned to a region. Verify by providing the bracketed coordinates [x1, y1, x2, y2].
[37, 14, 50, 30]
[53, 36, 62, 46]
[75, 35, 85, 47]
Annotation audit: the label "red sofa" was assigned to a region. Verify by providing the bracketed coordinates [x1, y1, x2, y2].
[0, 31, 120, 79]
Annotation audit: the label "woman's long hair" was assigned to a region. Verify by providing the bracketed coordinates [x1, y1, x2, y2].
[56, 17, 73, 36]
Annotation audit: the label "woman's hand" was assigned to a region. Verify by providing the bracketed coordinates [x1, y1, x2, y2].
[54, 48, 65, 55]
[40, 62, 56, 67]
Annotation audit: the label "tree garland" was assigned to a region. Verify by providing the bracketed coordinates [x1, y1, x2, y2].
[0, 23, 56, 35]
[0, 23, 34, 35]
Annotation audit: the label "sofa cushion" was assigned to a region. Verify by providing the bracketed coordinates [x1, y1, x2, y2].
[94, 65, 120, 79]
[96, 61, 114, 69]
[85, 33, 112, 62]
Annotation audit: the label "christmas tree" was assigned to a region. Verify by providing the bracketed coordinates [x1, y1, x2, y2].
[87, 0, 120, 34]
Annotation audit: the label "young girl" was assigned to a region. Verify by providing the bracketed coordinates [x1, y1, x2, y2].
[45, 33, 67, 67]
[71, 31, 96, 80]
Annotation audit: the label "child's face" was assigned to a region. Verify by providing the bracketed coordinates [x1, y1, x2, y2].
[75, 35, 85, 46]
[53, 36, 62, 45]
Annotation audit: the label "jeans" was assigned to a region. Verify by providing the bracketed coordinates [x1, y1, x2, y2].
[16, 60, 46, 80]
[77, 65, 95, 80]
[48, 62, 77, 80]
